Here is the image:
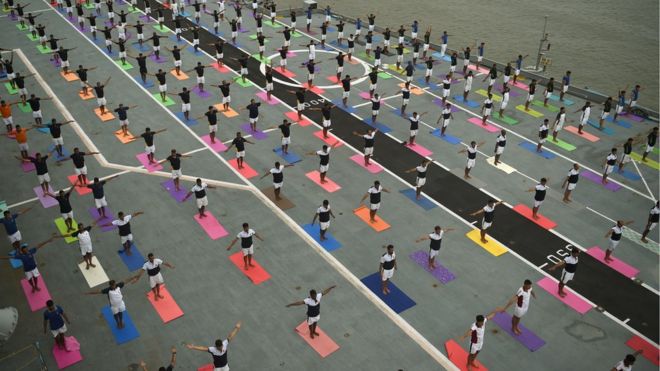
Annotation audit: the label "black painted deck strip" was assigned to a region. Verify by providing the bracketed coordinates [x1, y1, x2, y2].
[138, 1, 658, 343]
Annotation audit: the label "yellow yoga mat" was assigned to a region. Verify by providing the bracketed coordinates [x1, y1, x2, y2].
[466, 229, 507, 257]
[516, 105, 544, 118]
[631, 152, 659, 170]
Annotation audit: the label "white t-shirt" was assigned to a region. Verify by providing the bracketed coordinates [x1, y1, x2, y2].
[303, 293, 322, 307]
[112, 214, 132, 227]
[516, 287, 532, 312]
[465, 76, 473, 90]
[496, 135, 506, 148]
[470, 318, 487, 346]
[380, 252, 396, 267]
[613, 360, 632, 371]
[108, 287, 123, 307]
[270, 165, 284, 175]
[143, 259, 163, 272]
[78, 230, 92, 248]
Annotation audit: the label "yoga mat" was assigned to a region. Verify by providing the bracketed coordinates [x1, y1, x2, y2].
[251, 54, 270, 63]
[240, 123, 268, 140]
[492, 312, 546, 352]
[519, 142, 557, 160]
[453, 95, 480, 107]
[564, 126, 599, 142]
[445, 339, 488, 371]
[630, 152, 660, 170]
[161, 180, 189, 203]
[192, 86, 211, 99]
[147, 284, 184, 323]
[194, 212, 229, 240]
[115, 60, 134, 70]
[466, 229, 507, 257]
[397, 83, 424, 95]
[233, 77, 254, 88]
[295, 321, 340, 358]
[153, 94, 175, 106]
[228, 251, 271, 285]
[515, 105, 543, 118]
[211, 62, 230, 73]
[88, 207, 116, 232]
[378, 71, 393, 79]
[33, 186, 58, 208]
[8, 250, 22, 269]
[494, 115, 519, 125]
[405, 143, 433, 157]
[256, 91, 280, 105]
[114, 130, 137, 143]
[359, 91, 372, 99]
[54, 217, 79, 243]
[536, 277, 592, 314]
[586, 120, 615, 135]
[136, 153, 163, 172]
[36, 45, 52, 54]
[361, 272, 416, 313]
[305, 171, 341, 192]
[228, 159, 259, 179]
[605, 116, 632, 128]
[21, 278, 51, 311]
[52, 336, 83, 369]
[273, 148, 302, 164]
[531, 100, 559, 112]
[626, 335, 659, 366]
[47, 145, 70, 161]
[409, 250, 456, 284]
[4, 82, 18, 94]
[580, 170, 622, 191]
[466, 64, 489, 74]
[364, 120, 392, 133]
[548, 95, 574, 105]
[175, 112, 198, 126]
[18, 102, 32, 113]
[430, 129, 461, 145]
[275, 67, 296, 78]
[617, 169, 641, 181]
[312, 131, 343, 146]
[353, 205, 391, 232]
[510, 80, 530, 91]
[284, 111, 312, 126]
[621, 112, 645, 122]
[219, 106, 239, 118]
[170, 70, 189, 80]
[301, 223, 342, 252]
[467, 117, 499, 133]
[399, 188, 437, 210]
[201, 134, 227, 152]
[78, 256, 109, 288]
[101, 306, 140, 344]
[331, 99, 356, 113]
[586, 246, 639, 278]
[149, 55, 167, 63]
[67, 175, 93, 195]
[475, 89, 502, 102]
[512, 204, 557, 230]
[261, 186, 296, 210]
[94, 108, 115, 121]
[60, 71, 78, 81]
[485, 157, 517, 174]
[117, 243, 145, 272]
[349, 154, 383, 173]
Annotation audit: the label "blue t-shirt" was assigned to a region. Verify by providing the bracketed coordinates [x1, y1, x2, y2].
[478, 45, 484, 56]
[441, 34, 448, 44]
[412, 22, 418, 32]
[1, 214, 19, 235]
[356, 19, 361, 29]
[43, 305, 65, 330]
[16, 248, 37, 272]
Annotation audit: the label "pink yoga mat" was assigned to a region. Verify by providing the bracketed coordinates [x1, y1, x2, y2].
[312, 131, 343, 146]
[564, 125, 600, 142]
[586, 246, 639, 278]
[67, 175, 92, 196]
[201, 134, 227, 152]
[349, 154, 383, 173]
[537, 277, 592, 314]
[256, 91, 280, 105]
[467, 117, 499, 133]
[33, 185, 58, 208]
[21, 278, 51, 311]
[305, 171, 341, 192]
[302, 83, 325, 95]
[405, 143, 433, 157]
[194, 212, 229, 240]
[284, 111, 312, 126]
[21, 160, 35, 172]
[276, 67, 296, 78]
[511, 80, 530, 91]
[136, 153, 163, 172]
[228, 159, 258, 178]
[53, 336, 83, 369]
[295, 321, 340, 358]
[358, 91, 371, 99]
[211, 62, 230, 73]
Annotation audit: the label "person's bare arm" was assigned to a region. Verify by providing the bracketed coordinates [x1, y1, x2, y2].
[227, 321, 241, 341]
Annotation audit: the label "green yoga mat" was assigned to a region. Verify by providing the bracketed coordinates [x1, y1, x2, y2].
[115, 60, 134, 70]
[494, 115, 519, 125]
[532, 100, 560, 112]
[16, 23, 28, 31]
[547, 138, 576, 151]
[154, 25, 172, 33]
[153, 94, 175, 107]
[233, 76, 254, 88]
[18, 103, 32, 113]
[37, 45, 52, 54]
[54, 217, 79, 244]
[4, 82, 18, 95]
[377, 72, 393, 79]
[251, 54, 271, 63]
[26, 33, 39, 41]
[263, 21, 282, 29]
[248, 35, 270, 42]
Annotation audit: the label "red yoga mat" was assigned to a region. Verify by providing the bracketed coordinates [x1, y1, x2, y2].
[147, 284, 184, 323]
[228, 252, 271, 285]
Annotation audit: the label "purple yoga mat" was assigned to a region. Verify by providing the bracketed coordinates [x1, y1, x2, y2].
[580, 169, 622, 191]
[621, 112, 644, 122]
[496, 84, 521, 97]
[492, 312, 546, 351]
[160, 179, 190, 203]
[240, 123, 268, 140]
[50, 59, 61, 68]
[149, 54, 166, 63]
[33, 186, 57, 208]
[408, 250, 456, 284]
[87, 207, 116, 232]
[192, 86, 212, 99]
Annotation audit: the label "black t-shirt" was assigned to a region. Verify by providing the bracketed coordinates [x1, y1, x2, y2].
[167, 154, 181, 170]
[141, 132, 155, 146]
[336, 55, 344, 67]
[205, 110, 218, 125]
[114, 107, 129, 121]
[279, 123, 291, 137]
[194, 65, 205, 77]
[87, 181, 106, 199]
[70, 152, 86, 168]
[28, 97, 41, 111]
[232, 137, 246, 151]
[31, 156, 49, 175]
[247, 103, 260, 118]
[48, 123, 62, 138]
[93, 86, 105, 98]
[155, 72, 166, 85]
[178, 91, 191, 104]
[220, 84, 230, 97]
[56, 193, 72, 213]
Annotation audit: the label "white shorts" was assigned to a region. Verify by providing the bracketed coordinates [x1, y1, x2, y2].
[281, 136, 291, 145]
[74, 166, 88, 175]
[259, 45, 265, 53]
[374, 58, 381, 66]
[620, 154, 631, 164]
[249, 117, 258, 124]
[527, 94, 534, 102]
[604, 165, 614, 175]
[483, 108, 492, 116]
[416, 177, 426, 187]
[306, 18, 312, 25]
[369, 83, 377, 91]
[284, 40, 290, 47]
[37, 173, 51, 184]
[105, 39, 112, 47]
[107, 11, 114, 18]
[321, 34, 327, 41]
[410, 129, 418, 137]
[450, 65, 456, 72]
[646, 145, 655, 153]
[149, 272, 164, 288]
[197, 76, 205, 84]
[616, 105, 624, 114]
[110, 301, 126, 314]
[562, 85, 569, 93]
[647, 222, 658, 231]
[182, 103, 191, 112]
[159, 84, 167, 92]
[342, 91, 350, 99]
[348, 48, 354, 54]
[19, 88, 28, 96]
[601, 111, 610, 119]
[406, 75, 413, 82]
[384, 39, 390, 47]
[364, 147, 374, 156]
[196, 196, 209, 208]
[560, 270, 574, 284]
[500, 101, 509, 110]
[145, 145, 155, 154]
[50, 324, 67, 337]
[79, 242, 93, 256]
[323, 119, 331, 128]
[481, 219, 492, 230]
[366, 43, 372, 50]
[442, 88, 450, 98]
[174, 60, 182, 67]
[19, 142, 29, 151]
[175, 28, 182, 35]
[567, 182, 577, 191]
[609, 239, 620, 251]
[370, 203, 380, 211]
[236, 151, 245, 158]
[209, 125, 217, 133]
[411, 32, 418, 39]
[320, 221, 330, 231]
[257, 27, 262, 34]
[232, 31, 238, 38]
[307, 315, 320, 325]
[61, 211, 73, 220]
[381, 268, 394, 281]
[97, 97, 107, 106]
[307, 72, 314, 80]
[52, 137, 64, 146]
[194, 11, 200, 18]
[8, 231, 22, 243]
[241, 67, 248, 75]
[503, 75, 510, 84]
[397, 55, 403, 63]
[515, 69, 521, 76]
[368, 25, 374, 32]
[488, 77, 495, 86]
[171, 169, 182, 178]
[495, 146, 504, 155]
[94, 197, 108, 208]
[241, 245, 254, 256]
[137, 33, 144, 41]
[372, 110, 379, 116]
[402, 98, 409, 105]
[513, 306, 527, 318]
[25, 267, 40, 279]
[425, 69, 432, 77]
[398, 36, 404, 44]
[533, 199, 543, 208]
[119, 119, 129, 127]
[442, 118, 451, 128]
[413, 52, 419, 59]
[3, 116, 13, 125]
[338, 31, 344, 39]
[469, 343, 484, 354]
[280, 59, 287, 67]
[629, 100, 638, 107]
[429, 248, 440, 258]
[545, 91, 552, 99]
[153, 46, 161, 52]
[319, 164, 329, 173]
[466, 158, 476, 169]
[222, 96, 231, 104]
[215, 52, 224, 60]
[273, 181, 283, 190]
[32, 110, 42, 119]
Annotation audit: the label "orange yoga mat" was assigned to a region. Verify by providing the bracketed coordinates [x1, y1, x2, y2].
[353, 205, 391, 232]
[94, 108, 115, 121]
[61, 71, 79, 81]
[228, 251, 271, 285]
[170, 69, 189, 80]
[445, 339, 488, 371]
[216, 105, 239, 118]
[146, 284, 184, 323]
[114, 130, 136, 143]
[295, 321, 340, 358]
[228, 158, 258, 178]
[78, 91, 94, 100]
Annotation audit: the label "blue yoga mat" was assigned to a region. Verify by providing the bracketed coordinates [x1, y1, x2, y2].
[430, 129, 461, 145]
[36, 127, 50, 134]
[548, 95, 574, 106]
[331, 100, 356, 113]
[301, 223, 342, 252]
[364, 120, 392, 133]
[416, 78, 438, 90]
[361, 272, 416, 313]
[399, 189, 436, 210]
[131, 43, 150, 53]
[605, 116, 632, 128]
[519, 142, 556, 159]
[273, 148, 302, 163]
[328, 40, 348, 49]
[117, 243, 144, 272]
[102, 306, 139, 344]
[453, 95, 480, 108]
[175, 112, 198, 126]
[186, 46, 203, 55]
[587, 120, 615, 135]
[618, 169, 641, 181]
[168, 35, 186, 44]
[431, 52, 451, 62]
[132, 76, 154, 88]
[47, 145, 70, 161]
[8, 250, 22, 269]
[391, 108, 406, 116]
